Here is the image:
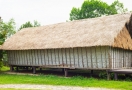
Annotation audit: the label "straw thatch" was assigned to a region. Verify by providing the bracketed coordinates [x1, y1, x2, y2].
[1, 13, 132, 50]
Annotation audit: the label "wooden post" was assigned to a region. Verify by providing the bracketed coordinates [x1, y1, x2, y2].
[114, 73, 118, 80]
[106, 70, 110, 80]
[64, 68, 68, 77]
[10, 65, 13, 72]
[32, 66, 36, 74]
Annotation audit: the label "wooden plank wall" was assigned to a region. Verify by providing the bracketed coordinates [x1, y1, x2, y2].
[110, 48, 132, 69]
[7, 46, 123, 69]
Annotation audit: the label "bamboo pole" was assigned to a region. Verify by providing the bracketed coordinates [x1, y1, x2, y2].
[100, 46, 103, 68]
[95, 47, 98, 68]
[77, 47, 80, 67]
[81, 47, 84, 68]
[85, 47, 88, 68]
[54, 49, 57, 67]
[90, 47, 93, 68]
[73, 48, 75, 67]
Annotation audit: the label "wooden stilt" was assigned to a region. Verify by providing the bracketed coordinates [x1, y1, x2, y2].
[32, 66, 36, 74]
[10, 66, 13, 72]
[64, 68, 68, 77]
[106, 70, 110, 80]
[114, 73, 118, 80]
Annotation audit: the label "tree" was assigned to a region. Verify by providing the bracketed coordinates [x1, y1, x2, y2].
[69, 0, 128, 20]
[110, 0, 127, 14]
[0, 18, 16, 70]
[19, 20, 40, 30]
[0, 19, 16, 43]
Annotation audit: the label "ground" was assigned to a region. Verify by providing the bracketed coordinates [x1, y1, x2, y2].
[0, 84, 116, 90]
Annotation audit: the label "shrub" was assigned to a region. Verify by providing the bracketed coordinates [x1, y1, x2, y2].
[99, 71, 114, 80]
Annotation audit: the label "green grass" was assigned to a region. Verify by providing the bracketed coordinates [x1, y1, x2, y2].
[0, 73, 132, 90]
[0, 67, 132, 90]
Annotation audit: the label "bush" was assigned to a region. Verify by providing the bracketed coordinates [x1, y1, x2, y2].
[99, 71, 114, 80]
[99, 71, 107, 79]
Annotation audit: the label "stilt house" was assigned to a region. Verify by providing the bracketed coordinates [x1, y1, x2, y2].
[1, 13, 132, 73]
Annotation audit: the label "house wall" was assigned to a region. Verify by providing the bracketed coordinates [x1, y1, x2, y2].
[8, 47, 132, 69]
[110, 48, 132, 69]
[7, 46, 112, 69]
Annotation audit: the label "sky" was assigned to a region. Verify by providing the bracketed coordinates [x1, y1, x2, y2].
[0, 0, 132, 29]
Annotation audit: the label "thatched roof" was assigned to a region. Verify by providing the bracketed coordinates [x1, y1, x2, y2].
[1, 13, 132, 50]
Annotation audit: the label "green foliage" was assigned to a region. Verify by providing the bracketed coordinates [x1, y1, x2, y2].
[99, 71, 107, 79]
[99, 71, 114, 80]
[69, 0, 128, 20]
[0, 19, 16, 42]
[0, 18, 16, 69]
[19, 20, 40, 30]
[110, 0, 128, 14]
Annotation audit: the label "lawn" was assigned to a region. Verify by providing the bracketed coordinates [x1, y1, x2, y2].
[0, 66, 132, 90]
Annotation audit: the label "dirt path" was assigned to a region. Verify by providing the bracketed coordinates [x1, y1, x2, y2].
[0, 84, 117, 90]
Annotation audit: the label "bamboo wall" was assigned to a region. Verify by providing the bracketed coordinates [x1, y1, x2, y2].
[7, 46, 132, 69]
[111, 48, 132, 69]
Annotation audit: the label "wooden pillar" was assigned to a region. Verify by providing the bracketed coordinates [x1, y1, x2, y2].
[64, 68, 68, 77]
[114, 73, 118, 80]
[10, 65, 13, 72]
[106, 70, 110, 80]
[32, 66, 36, 74]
